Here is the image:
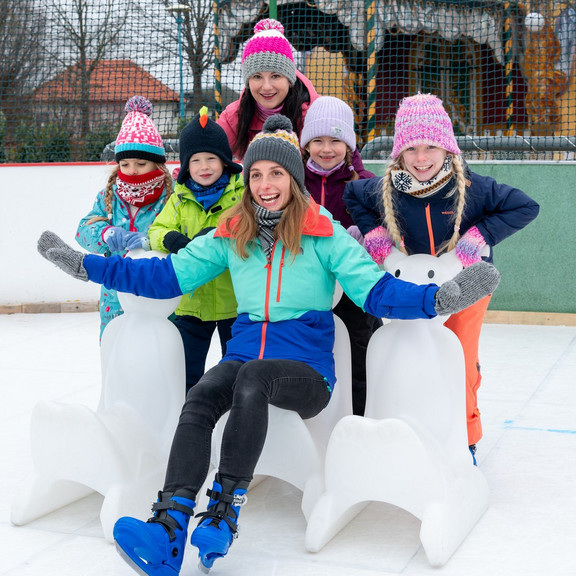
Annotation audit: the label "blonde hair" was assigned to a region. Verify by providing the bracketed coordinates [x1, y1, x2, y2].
[223, 175, 310, 260]
[381, 153, 467, 255]
[86, 163, 173, 225]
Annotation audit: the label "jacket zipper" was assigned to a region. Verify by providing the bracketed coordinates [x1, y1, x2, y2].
[276, 246, 285, 302]
[321, 175, 327, 206]
[259, 242, 277, 358]
[425, 203, 436, 256]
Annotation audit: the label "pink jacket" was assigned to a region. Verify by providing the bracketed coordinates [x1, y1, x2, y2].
[217, 70, 319, 161]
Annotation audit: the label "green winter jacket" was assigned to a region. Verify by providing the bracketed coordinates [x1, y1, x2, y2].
[148, 173, 244, 320]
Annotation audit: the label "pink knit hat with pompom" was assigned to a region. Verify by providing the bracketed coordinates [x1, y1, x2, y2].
[115, 96, 165, 163]
[391, 93, 461, 159]
[241, 19, 296, 86]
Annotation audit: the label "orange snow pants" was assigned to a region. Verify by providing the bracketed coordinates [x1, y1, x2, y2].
[444, 295, 492, 446]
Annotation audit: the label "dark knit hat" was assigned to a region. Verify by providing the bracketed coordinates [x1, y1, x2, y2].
[243, 114, 307, 194]
[115, 96, 166, 163]
[177, 106, 242, 184]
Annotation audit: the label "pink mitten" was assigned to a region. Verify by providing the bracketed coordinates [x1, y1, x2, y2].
[455, 226, 487, 267]
[364, 226, 394, 265]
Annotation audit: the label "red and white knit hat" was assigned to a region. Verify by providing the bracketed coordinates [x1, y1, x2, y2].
[115, 96, 165, 163]
[241, 19, 296, 86]
[391, 93, 461, 159]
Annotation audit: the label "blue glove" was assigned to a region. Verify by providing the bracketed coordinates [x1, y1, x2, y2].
[103, 226, 129, 252]
[125, 231, 150, 251]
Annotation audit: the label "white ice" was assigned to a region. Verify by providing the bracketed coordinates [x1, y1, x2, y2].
[1, 311, 576, 576]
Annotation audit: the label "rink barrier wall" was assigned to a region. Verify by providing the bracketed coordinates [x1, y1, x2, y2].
[1, 162, 574, 324]
[364, 160, 576, 320]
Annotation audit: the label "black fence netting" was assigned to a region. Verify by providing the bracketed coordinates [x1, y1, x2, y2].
[1, 0, 575, 163]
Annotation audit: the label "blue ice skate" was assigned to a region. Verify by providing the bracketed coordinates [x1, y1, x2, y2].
[113, 490, 196, 576]
[190, 474, 248, 573]
[469, 444, 477, 466]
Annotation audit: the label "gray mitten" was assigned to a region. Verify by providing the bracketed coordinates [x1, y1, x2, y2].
[37, 231, 89, 282]
[435, 261, 501, 316]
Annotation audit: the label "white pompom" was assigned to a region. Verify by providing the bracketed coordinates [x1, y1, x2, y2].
[525, 12, 546, 32]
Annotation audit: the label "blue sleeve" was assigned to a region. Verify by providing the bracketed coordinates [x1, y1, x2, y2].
[343, 178, 384, 235]
[83, 254, 183, 299]
[364, 273, 439, 319]
[468, 172, 540, 246]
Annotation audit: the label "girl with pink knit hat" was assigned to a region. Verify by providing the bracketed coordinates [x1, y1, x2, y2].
[76, 96, 173, 337]
[344, 93, 540, 462]
[217, 18, 319, 161]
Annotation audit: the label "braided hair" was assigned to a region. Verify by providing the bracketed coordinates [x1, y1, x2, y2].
[380, 154, 468, 255]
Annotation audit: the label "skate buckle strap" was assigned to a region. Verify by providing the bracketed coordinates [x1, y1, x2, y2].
[205, 488, 248, 508]
[147, 500, 194, 541]
[195, 509, 240, 535]
[195, 489, 247, 536]
[152, 499, 195, 516]
[232, 493, 248, 507]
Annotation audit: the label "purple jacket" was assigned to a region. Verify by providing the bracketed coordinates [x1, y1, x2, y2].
[304, 149, 375, 229]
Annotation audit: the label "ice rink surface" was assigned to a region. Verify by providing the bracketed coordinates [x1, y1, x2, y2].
[1, 312, 575, 576]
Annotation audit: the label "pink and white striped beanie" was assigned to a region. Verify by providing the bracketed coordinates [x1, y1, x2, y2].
[391, 93, 461, 160]
[241, 19, 296, 86]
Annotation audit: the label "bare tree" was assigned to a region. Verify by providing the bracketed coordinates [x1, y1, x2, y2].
[0, 0, 47, 136]
[47, 0, 132, 136]
[156, 0, 215, 115]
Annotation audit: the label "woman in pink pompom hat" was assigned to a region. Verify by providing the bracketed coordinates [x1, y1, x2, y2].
[344, 93, 540, 460]
[217, 18, 319, 161]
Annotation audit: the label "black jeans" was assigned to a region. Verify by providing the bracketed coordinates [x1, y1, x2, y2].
[163, 359, 330, 498]
[333, 293, 382, 416]
[172, 315, 235, 393]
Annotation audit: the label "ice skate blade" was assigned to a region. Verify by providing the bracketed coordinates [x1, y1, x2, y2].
[198, 560, 211, 573]
[115, 541, 177, 576]
[115, 541, 152, 576]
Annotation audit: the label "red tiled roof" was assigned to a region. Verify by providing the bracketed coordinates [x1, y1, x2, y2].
[34, 59, 179, 102]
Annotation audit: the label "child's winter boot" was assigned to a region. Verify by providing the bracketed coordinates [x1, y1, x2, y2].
[190, 474, 249, 572]
[113, 489, 196, 576]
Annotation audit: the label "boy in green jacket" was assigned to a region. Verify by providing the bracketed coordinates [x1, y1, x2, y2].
[148, 107, 243, 392]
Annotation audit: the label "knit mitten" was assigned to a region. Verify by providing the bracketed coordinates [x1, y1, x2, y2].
[163, 231, 191, 254]
[434, 261, 500, 316]
[125, 231, 150, 251]
[38, 231, 89, 282]
[455, 226, 486, 268]
[346, 225, 365, 246]
[103, 226, 129, 252]
[364, 226, 394, 265]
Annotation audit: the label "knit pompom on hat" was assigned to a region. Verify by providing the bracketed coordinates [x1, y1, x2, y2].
[242, 19, 296, 86]
[300, 96, 357, 150]
[115, 96, 166, 163]
[391, 93, 461, 160]
[177, 106, 242, 184]
[243, 114, 307, 194]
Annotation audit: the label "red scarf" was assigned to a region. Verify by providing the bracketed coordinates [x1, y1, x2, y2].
[116, 168, 166, 207]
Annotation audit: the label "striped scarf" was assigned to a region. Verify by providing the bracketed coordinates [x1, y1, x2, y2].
[391, 156, 456, 199]
[252, 201, 283, 259]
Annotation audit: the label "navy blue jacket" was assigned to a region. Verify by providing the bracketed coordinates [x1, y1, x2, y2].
[343, 169, 540, 261]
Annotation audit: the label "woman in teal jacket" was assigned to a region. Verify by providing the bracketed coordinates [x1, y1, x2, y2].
[38, 116, 500, 576]
[148, 108, 243, 391]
